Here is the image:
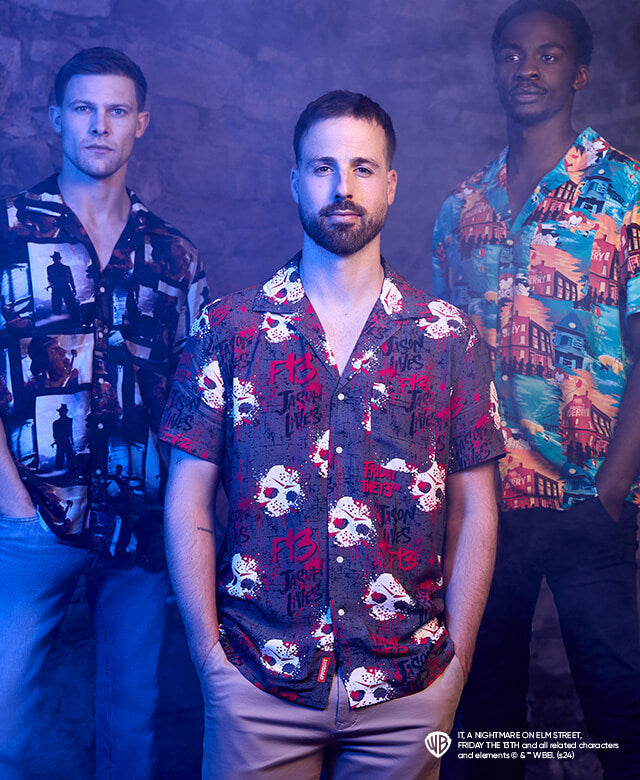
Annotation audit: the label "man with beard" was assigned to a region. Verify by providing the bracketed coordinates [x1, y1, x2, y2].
[433, 1, 640, 777]
[160, 90, 503, 779]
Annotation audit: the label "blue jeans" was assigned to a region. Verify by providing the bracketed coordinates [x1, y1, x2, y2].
[461, 498, 640, 780]
[0, 511, 170, 779]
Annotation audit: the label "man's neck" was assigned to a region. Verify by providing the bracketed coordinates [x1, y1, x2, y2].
[506, 114, 578, 216]
[57, 162, 132, 270]
[299, 235, 384, 375]
[300, 235, 383, 312]
[57, 163, 131, 228]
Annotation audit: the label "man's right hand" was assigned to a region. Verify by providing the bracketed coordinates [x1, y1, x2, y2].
[0, 421, 37, 517]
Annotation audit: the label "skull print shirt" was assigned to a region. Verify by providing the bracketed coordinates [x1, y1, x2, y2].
[0, 176, 209, 566]
[159, 255, 504, 708]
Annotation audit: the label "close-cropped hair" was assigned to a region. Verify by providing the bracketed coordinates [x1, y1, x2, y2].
[54, 47, 148, 109]
[293, 90, 397, 167]
[492, 0, 593, 66]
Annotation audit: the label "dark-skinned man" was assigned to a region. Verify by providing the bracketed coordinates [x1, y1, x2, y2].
[433, 1, 640, 778]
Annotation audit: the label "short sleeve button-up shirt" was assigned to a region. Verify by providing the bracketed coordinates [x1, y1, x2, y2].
[433, 129, 640, 511]
[160, 255, 503, 708]
[0, 176, 208, 565]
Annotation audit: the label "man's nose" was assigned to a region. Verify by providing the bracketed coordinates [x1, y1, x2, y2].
[90, 110, 110, 136]
[333, 170, 352, 200]
[515, 53, 540, 79]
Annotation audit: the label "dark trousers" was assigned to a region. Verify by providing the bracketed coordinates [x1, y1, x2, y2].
[461, 498, 640, 780]
[51, 286, 79, 318]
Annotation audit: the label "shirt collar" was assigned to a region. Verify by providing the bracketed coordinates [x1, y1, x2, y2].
[20, 174, 164, 235]
[252, 252, 430, 321]
[536, 127, 605, 193]
[487, 127, 605, 194]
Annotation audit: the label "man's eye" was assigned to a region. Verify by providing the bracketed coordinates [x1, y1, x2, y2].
[356, 167, 373, 175]
[541, 53, 557, 63]
[504, 53, 519, 63]
[314, 166, 331, 174]
[111, 108, 126, 116]
[75, 106, 91, 112]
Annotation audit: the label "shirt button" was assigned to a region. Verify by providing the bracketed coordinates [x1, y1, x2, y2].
[98, 377, 105, 384]
[337, 393, 345, 401]
[335, 446, 343, 454]
[505, 239, 514, 247]
[97, 422, 104, 430]
[95, 468, 102, 476]
[99, 286, 106, 294]
[502, 374, 508, 381]
[337, 608, 345, 617]
[336, 556, 344, 563]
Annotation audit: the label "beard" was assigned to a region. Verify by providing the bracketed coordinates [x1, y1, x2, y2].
[298, 198, 388, 256]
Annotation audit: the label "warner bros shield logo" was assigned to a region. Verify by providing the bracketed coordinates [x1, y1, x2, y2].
[425, 730, 451, 758]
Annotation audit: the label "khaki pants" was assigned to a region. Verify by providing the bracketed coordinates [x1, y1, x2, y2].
[199, 641, 464, 780]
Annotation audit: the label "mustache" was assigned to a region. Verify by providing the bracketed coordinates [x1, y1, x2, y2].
[320, 200, 365, 218]
[510, 84, 546, 94]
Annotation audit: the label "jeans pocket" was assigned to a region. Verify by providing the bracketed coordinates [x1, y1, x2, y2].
[0, 509, 62, 542]
[0, 510, 38, 523]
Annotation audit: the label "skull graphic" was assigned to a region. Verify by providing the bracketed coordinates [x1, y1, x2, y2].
[197, 358, 225, 409]
[489, 381, 501, 429]
[260, 639, 301, 678]
[363, 573, 415, 621]
[365, 382, 389, 432]
[371, 382, 389, 411]
[262, 266, 304, 305]
[380, 278, 403, 315]
[232, 378, 259, 426]
[312, 607, 334, 652]
[409, 461, 447, 513]
[417, 300, 465, 340]
[352, 348, 377, 372]
[310, 429, 330, 478]
[344, 667, 392, 707]
[190, 308, 211, 338]
[225, 553, 261, 600]
[329, 496, 375, 547]
[411, 618, 445, 645]
[260, 312, 298, 343]
[256, 465, 304, 517]
[362, 406, 372, 433]
[320, 335, 338, 367]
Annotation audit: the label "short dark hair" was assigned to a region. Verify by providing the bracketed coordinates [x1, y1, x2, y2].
[293, 90, 396, 167]
[54, 47, 148, 109]
[492, 0, 593, 66]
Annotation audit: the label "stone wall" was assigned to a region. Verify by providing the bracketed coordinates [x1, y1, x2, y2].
[1, 0, 639, 295]
[2, 1, 639, 777]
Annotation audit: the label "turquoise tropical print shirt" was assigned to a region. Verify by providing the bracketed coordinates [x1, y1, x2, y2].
[433, 128, 640, 510]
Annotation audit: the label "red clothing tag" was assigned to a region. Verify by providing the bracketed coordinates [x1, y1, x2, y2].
[317, 656, 330, 682]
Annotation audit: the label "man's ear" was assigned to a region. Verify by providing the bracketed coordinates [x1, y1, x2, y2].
[49, 105, 62, 134]
[387, 168, 398, 206]
[135, 111, 150, 139]
[290, 167, 300, 205]
[573, 64, 590, 92]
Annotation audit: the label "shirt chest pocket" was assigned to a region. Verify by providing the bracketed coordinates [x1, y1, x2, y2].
[366, 374, 448, 497]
